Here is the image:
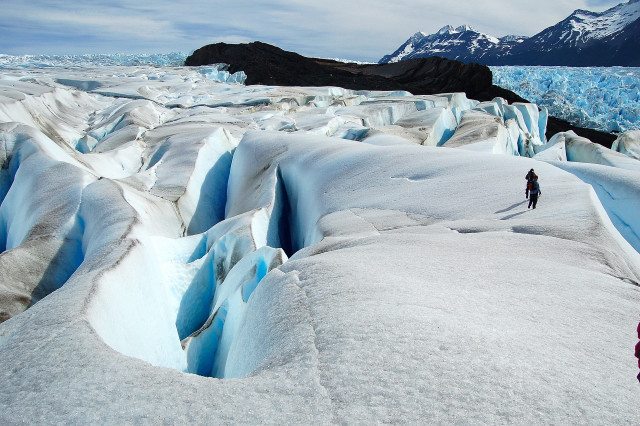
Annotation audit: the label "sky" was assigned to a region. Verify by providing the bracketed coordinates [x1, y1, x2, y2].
[0, 0, 623, 61]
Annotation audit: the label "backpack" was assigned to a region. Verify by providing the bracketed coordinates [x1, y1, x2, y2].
[530, 182, 540, 195]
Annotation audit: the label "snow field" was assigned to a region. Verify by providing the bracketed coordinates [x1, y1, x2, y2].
[0, 64, 639, 422]
[224, 131, 640, 422]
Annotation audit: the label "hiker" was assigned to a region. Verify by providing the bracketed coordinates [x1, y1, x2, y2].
[528, 177, 541, 209]
[525, 169, 537, 199]
[636, 322, 640, 383]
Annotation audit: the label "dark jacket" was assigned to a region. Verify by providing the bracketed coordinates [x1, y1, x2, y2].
[526, 171, 537, 182]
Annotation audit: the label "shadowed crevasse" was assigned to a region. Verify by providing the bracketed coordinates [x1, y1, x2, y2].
[187, 150, 234, 235]
[176, 155, 299, 378]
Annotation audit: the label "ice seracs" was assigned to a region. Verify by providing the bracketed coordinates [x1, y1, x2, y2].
[492, 66, 640, 133]
[0, 62, 639, 423]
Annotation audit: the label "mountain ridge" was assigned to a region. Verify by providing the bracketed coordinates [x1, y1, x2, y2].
[380, 0, 640, 66]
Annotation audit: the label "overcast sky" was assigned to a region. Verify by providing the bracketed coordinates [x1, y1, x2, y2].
[0, 0, 623, 61]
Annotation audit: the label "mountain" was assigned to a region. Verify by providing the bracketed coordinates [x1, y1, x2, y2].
[380, 0, 640, 66]
[379, 26, 526, 64]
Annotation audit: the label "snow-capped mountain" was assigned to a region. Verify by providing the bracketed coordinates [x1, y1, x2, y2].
[505, 0, 640, 65]
[380, 0, 640, 66]
[529, 0, 640, 50]
[379, 25, 525, 64]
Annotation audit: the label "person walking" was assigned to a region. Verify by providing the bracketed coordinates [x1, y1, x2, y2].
[636, 322, 640, 383]
[525, 169, 537, 199]
[528, 177, 541, 209]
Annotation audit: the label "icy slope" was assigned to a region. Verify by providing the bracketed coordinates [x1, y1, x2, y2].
[0, 65, 639, 423]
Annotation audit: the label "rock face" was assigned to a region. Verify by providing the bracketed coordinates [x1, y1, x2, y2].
[185, 42, 616, 147]
[185, 41, 492, 98]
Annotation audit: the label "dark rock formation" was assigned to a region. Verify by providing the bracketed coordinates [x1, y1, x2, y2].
[185, 41, 492, 97]
[185, 42, 616, 147]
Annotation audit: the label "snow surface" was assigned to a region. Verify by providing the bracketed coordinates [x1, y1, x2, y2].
[613, 130, 640, 159]
[0, 62, 639, 423]
[492, 66, 640, 133]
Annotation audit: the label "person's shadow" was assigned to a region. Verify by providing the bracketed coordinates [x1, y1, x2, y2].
[494, 200, 527, 214]
[494, 200, 529, 220]
[501, 210, 529, 220]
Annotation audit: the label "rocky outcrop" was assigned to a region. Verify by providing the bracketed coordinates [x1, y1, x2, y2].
[185, 42, 616, 147]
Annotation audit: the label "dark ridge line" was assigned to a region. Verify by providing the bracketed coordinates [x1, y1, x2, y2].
[185, 42, 616, 148]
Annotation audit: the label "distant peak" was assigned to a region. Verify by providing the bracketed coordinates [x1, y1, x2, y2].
[437, 25, 455, 35]
[500, 34, 527, 42]
[455, 25, 475, 32]
[436, 25, 477, 35]
[570, 8, 598, 17]
[569, 0, 639, 19]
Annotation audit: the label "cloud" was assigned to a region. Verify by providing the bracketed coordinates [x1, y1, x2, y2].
[0, 0, 627, 60]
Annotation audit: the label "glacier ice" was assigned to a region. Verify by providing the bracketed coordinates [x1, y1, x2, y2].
[183, 246, 287, 377]
[0, 52, 189, 68]
[0, 62, 639, 423]
[198, 65, 247, 85]
[540, 131, 640, 172]
[443, 110, 520, 155]
[492, 66, 640, 133]
[393, 107, 457, 146]
[612, 130, 640, 160]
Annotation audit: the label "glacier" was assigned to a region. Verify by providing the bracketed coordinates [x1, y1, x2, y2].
[0, 52, 189, 68]
[492, 66, 640, 133]
[0, 61, 639, 423]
